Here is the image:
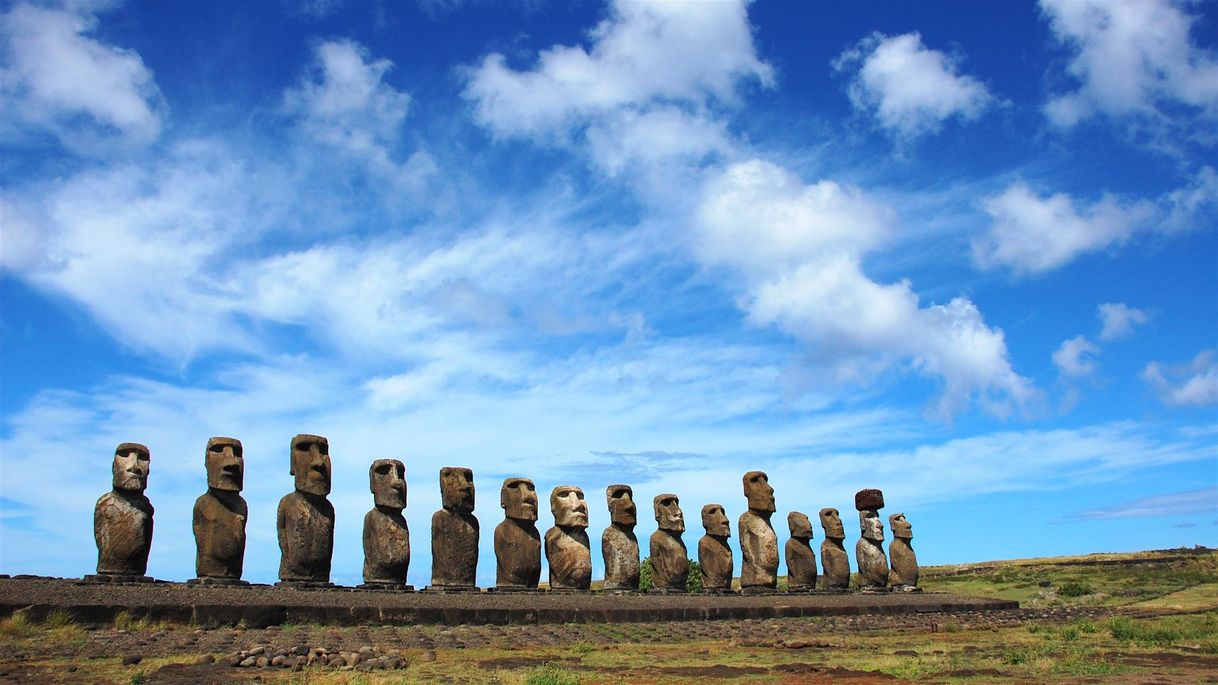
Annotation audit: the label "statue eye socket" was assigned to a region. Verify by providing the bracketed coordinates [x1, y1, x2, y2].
[376, 465, 392, 475]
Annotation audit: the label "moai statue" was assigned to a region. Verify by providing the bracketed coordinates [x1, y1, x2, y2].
[601, 484, 640, 591]
[361, 459, 411, 589]
[649, 494, 688, 592]
[494, 477, 541, 590]
[191, 437, 247, 585]
[698, 504, 733, 593]
[429, 467, 479, 591]
[855, 488, 890, 592]
[91, 443, 154, 582]
[738, 471, 778, 592]
[785, 511, 817, 592]
[277, 434, 335, 586]
[888, 512, 920, 592]
[545, 485, 591, 590]
[819, 507, 850, 592]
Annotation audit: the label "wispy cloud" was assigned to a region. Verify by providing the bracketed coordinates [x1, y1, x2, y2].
[1071, 487, 1218, 521]
[1142, 350, 1218, 407]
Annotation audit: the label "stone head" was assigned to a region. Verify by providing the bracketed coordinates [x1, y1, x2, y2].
[742, 470, 775, 513]
[501, 477, 537, 522]
[550, 485, 588, 529]
[112, 442, 150, 493]
[701, 504, 730, 537]
[860, 509, 884, 541]
[819, 507, 845, 540]
[653, 493, 684, 533]
[290, 434, 331, 496]
[788, 511, 813, 540]
[369, 459, 406, 509]
[605, 484, 636, 527]
[205, 437, 243, 492]
[440, 466, 475, 513]
[889, 512, 912, 540]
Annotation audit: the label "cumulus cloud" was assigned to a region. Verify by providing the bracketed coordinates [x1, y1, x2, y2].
[1142, 350, 1218, 407]
[1053, 335, 1100, 377]
[974, 167, 1218, 275]
[697, 159, 1033, 419]
[1098, 302, 1150, 341]
[0, 2, 165, 150]
[833, 31, 993, 139]
[1041, 0, 1218, 128]
[462, 0, 771, 172]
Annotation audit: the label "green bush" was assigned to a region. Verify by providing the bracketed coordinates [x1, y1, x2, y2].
[638, 557, 702, 592]
[1059, 581, 1093, 597]
[639, 557, 653, 592]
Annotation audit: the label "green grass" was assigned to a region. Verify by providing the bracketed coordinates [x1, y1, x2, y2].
[524, 663, 580, 685]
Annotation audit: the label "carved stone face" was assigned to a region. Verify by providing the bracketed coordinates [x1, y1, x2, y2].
[205, 437, 243, 492]
[788, 511, 813, 539]
[290, 434, 331, 496]
[501, 477, 537, 521]
[742, 470, 775, 512]
[701, 504, 730, 537]
[819, 507, 845, 540]
[550, 485, 588, 528]
[860, 509, 884, 541]
[370, 459, 406, 509]
[440, 466, 475, 513]
[606, 484, 636, 526]
[112, 442, 150, 492]
[889, 512, 912, 540]
[653, 493, 684, 533]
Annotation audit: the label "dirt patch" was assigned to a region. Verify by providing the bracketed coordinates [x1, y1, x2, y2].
[1105, 650, 1218, 669]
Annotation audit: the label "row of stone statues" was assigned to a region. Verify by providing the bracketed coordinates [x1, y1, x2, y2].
[91, 437, 919, 592]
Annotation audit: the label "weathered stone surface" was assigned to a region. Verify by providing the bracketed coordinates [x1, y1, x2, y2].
[856, 508, 889, 591]
[431, 467, 478, 588]
[888, 513, 919, 591]
[193, 437, 246, 581]
[601, 484, 639, 590]
[785, 511, 817, 591]
[649, 494, 688, 591]
[95, 443, 154, 577]
[277, 435, 334, 583]
[363, 459, 410, 586]
[818, 507, 850, 591]
[739, 471, 778, 590]
[698, 504, 732, 591]
[855, 488, 885, 511]
[495, 477, 540, 589]
[545, 486, 591, 590]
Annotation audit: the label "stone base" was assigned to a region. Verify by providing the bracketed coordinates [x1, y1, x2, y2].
[546, 587, 591, 594]
[647, 587, 687, 595]
[423, 585, 480, 593]
[486, 586, 540, 593]
[818, 586, 851, 594]
[787, 585, 816, 593]
[700, 587, 736, 595]
[275, 580, 337, 590]
[187, 577, 250, 587]
[740, 585, 779, 595]
[599, 588, 641, 595]
[891, 585, 922, 593]
[357, 583, 414, 592]
[859, 585, 891, 594]
[82, 574, 154, 584]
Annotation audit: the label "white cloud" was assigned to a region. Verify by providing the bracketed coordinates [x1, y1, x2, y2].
[1097, 302, 1150, 341]
[974, 182, 1157, 275]
[462, 0, 771, 172]
[1052, 335, 1100, 378]
[1073, 487, 1217, 520]
[833, 32, 993, 139]
[696, 159, 1033, 419]
[1041, 0, 1218, 128]
[0, 2, 164, 150]
[1142, 350, 1218, 407]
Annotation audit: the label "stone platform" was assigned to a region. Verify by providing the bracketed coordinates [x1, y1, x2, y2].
[0, 577, 1016, 627]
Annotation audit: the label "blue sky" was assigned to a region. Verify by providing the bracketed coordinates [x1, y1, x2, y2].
[1, 0, 1215, 587]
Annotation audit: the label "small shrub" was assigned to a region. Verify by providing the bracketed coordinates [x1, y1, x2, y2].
[0, 613, 35, 638]
[686, 560, 702, 593]
[127, 672, 146, 685]
[638, 558, 653, 592]
[1108, 616, 1180, 646]
[45, 610, 74, 629]
[1059, 582, 1094, 597]
[525, 663, 580, 685]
